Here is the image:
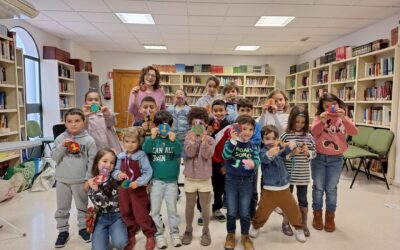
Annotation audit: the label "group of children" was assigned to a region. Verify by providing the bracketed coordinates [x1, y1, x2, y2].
[52, 66, 358, 250]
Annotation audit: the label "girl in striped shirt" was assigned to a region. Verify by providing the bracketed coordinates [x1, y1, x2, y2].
[280, 105, 316, 237]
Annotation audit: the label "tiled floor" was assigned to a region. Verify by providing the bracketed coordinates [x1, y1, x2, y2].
[0, 170, 399, 250]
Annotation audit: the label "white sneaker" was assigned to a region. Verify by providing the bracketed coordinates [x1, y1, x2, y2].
[294, 229, 306, 243]
[171, 233, 182, 247]
[249, 225, 260, 238]
[156, 235, 168, 249]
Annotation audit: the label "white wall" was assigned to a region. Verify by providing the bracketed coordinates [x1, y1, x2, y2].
[91, 51, 297, 109]
[61, 40, 91, 61]
[298, 13, 400, 64]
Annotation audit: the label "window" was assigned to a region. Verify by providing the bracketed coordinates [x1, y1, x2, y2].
[10, 27, 42, 130]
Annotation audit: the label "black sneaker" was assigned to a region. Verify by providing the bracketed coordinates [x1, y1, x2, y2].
[55, 231, 69, 248]
[79, 229, 91, 242]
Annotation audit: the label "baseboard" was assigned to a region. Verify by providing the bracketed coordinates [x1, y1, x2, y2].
[392, 180, 400, 187]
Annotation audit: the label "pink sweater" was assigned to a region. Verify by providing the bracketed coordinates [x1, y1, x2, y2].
[311, 115, 358, 156]
[183, 135, 215, 180]
[127, 88, 166, 123]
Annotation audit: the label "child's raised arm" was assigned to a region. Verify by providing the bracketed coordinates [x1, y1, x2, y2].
[136, 152, 153, 186]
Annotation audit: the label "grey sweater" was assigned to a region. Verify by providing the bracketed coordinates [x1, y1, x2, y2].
[52, 130, 97, 184]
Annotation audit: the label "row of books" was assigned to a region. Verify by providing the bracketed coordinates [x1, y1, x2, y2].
[300, 76, 310, 86]
[0, 91, 6, 109]
[184, 86, 206, 95]
[0, 24, 8, 38]
[58, 64, 72, 79]
[59, 82, 69, 92]
[363, 81, 392, 101]
[183, 76, 202, 84]
[363, 106, 391, 126]
[246, 77, 274, 86]
[338, 86, 355, 101]
[345, 106, 354, 119]
[315, 88, 328, 100]
[333, 64, 356, 82]
[221, 76, 243, 86]
[0, 39, 14, 61]
[300, 91, 309, 101]
[59, 97, 70, 108]
[0, 114, 8, 130]
[364, 57, 395, 77]
[162, 86, 174, 95]
[247, 97, 270, 107]
[316, 70, 329, 84]
[288, 92, 295, 102]
[154, 64, 269, 74]
[245, 88, 271, 95]
[391, 26, 399, 46]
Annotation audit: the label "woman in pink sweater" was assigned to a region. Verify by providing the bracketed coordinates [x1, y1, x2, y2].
[182, 107, 215, 246]
[310, 93, 358, 233]
[128, 66, 166, 124]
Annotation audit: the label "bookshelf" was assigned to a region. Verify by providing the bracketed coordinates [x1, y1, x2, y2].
[41, 60, 76, 137]
[0, 33, 26, 168]
[160, 72, 276, 117]
[75, 72, 99, 108]
[285, 46, 400, 184]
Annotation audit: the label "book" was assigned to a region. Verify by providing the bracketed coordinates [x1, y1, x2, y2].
[0, 91, 5, 109]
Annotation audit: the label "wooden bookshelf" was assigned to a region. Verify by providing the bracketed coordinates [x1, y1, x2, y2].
[160, 73, 276, 117]
[285, 46, 400, 184]
[0, 34, 26, 167]
[41, 60, 76, 137]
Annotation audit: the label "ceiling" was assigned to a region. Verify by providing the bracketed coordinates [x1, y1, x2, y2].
[24, 0, 400, 55]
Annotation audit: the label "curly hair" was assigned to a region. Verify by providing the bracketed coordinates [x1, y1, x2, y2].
[122, 127, 146, 146]
[187, 107, 209, 125]
[139, 65, 161, 90]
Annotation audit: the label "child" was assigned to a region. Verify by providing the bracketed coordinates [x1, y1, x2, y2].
[198, 99, 231, 225]
[134, 96, 158, 136]
[182, 107, 215, 246]
[310, 93, 357, 232]
[195, 76, 223, 110]
[85, 149, 128, 250]
[82, 89, 122, 153]
[222, 115, 260, 250]
[112, 127, 156, 250]
[52, 108, 97, 248]
[223, 82, 240, 123]
[128, 65, 166, 124]
[280, 105, 316, 237]
[167, 89, 191, 150]
[249, 125, 307, 244]
[260, 89, 290, 136]
[142, 110, 183, 249]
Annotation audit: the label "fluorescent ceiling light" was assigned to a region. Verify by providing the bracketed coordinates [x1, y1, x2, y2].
[235, 46, 259, 51]
[255, 16, 295, 27]
[116, 13, 155, 24]
[144, 45, 167, 50]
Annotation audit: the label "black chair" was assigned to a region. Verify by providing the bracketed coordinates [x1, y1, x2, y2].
[52, 124, 66, 140]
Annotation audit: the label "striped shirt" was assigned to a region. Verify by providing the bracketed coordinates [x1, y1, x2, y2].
[280, 132, 316, 185]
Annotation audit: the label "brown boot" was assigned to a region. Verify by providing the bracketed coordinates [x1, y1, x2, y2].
[312, 210, 323, 230]
[224, 233, 236, 250]
[124, 231, 136, 250]
[241, 234, 254, 250]
[324, 211, 335, 232]
[300, 207, 310, 237]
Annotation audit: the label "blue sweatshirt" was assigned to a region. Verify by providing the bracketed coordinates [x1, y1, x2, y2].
[222, 139, 260, 177]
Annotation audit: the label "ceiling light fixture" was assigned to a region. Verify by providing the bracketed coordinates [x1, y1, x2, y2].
[255, 16, 295, 27]
[144, 45, 167, 50]
[235, 45, 260, 51]
[116, 13, 155, 24]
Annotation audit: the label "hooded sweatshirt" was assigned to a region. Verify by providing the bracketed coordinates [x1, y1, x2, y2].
[52, 130, 97, 184]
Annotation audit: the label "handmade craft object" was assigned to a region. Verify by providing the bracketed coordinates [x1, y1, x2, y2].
[67, 141, 80, 154]
[192, 119, 205, 136]
[211, 119, 220, 131]
[90, 103, 100, 113]
[242, 159, 254, 170]
[93, 165, 110, 184]
[266, 98, 275, 113]
[158, 123, 170, 136]
[139, 84, 148, 92]
[121, 180, 132, 189]
[231, 123, 242, 134]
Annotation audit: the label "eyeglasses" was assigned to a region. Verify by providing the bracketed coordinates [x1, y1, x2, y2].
[145, 73, 157, 78]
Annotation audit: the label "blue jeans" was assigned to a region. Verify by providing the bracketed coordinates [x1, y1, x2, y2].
[225, 174, 254, 235]
[290, 185, 308, 208]
[92, 212, 128, 250]
[150, 180, 180, 236]
[311, 154, 344, 212]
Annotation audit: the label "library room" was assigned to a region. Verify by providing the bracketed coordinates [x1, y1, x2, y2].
[0, 1, 400, 250]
